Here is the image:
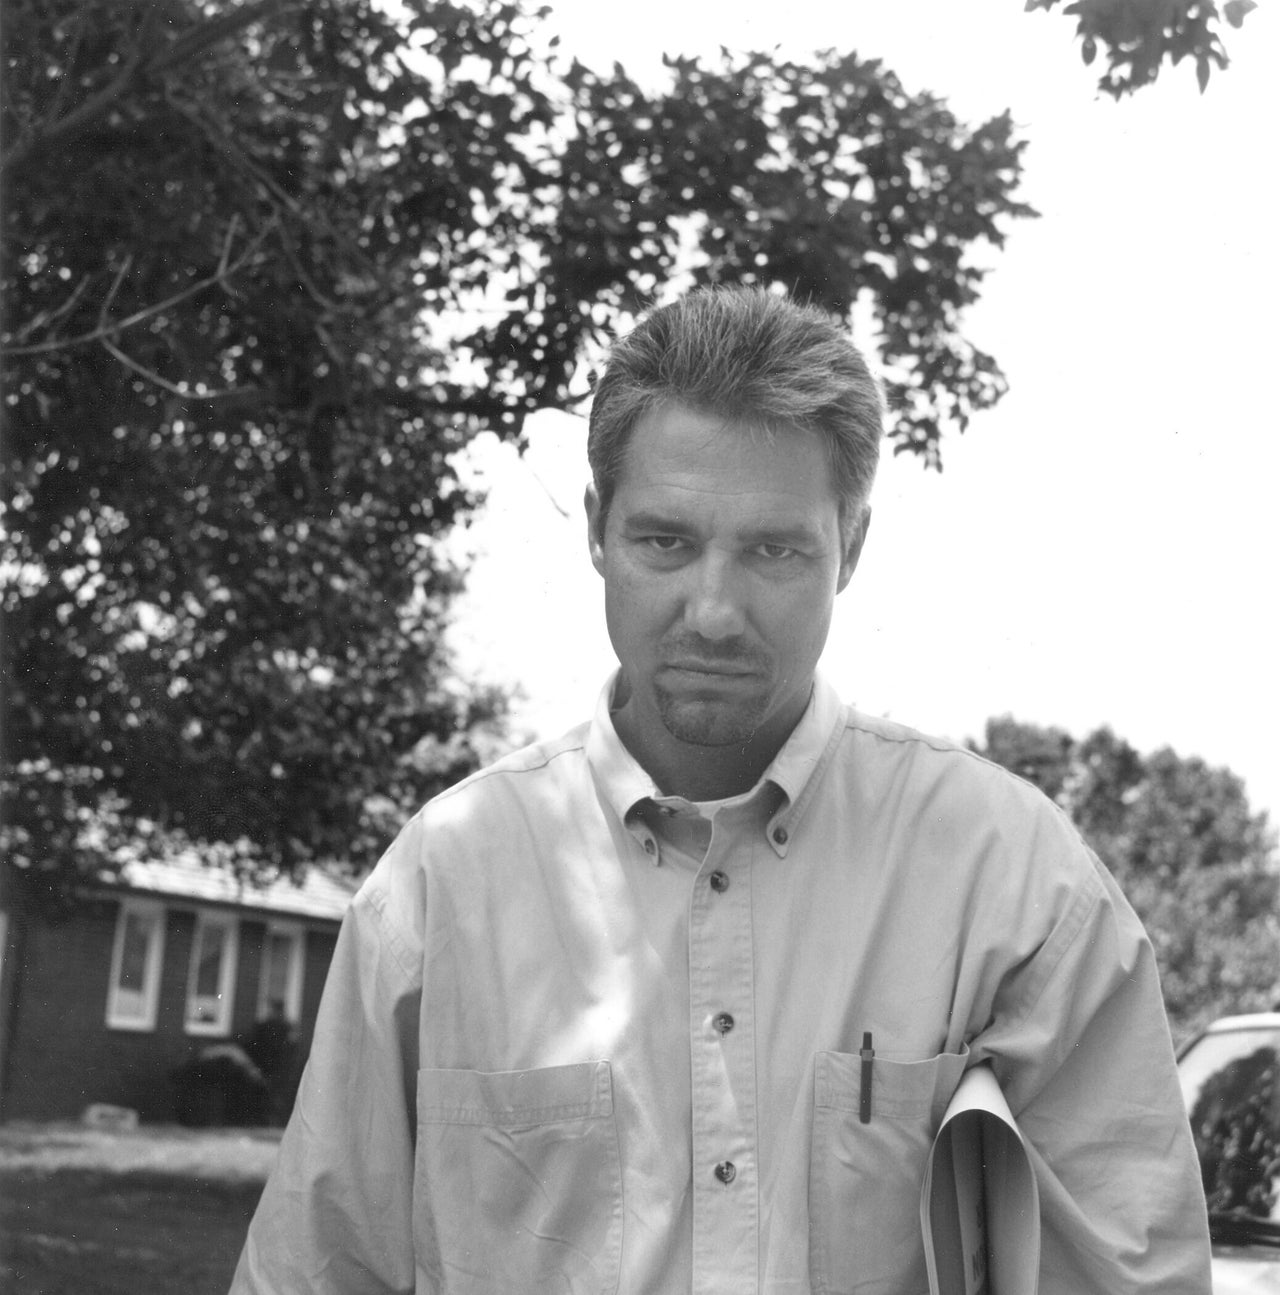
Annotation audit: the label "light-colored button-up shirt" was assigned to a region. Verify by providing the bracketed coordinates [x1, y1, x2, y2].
[231, 675, 1211, 1294]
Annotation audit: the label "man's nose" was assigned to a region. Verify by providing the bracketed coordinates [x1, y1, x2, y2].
[683, 553, 746, 641]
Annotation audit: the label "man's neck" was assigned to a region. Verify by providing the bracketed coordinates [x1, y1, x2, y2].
[611, 693, 806, 802]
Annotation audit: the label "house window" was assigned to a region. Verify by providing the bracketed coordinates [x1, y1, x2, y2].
[106, 900, 166, 1031]
[184, 912, 239, 1035]
[256, 921, 304, 1023]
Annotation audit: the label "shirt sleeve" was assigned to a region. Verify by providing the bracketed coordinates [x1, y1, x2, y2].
[228, 831, 425, 1295]
[973, 847, 1212, 1294]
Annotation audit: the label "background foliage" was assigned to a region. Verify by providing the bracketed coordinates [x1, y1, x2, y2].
[977, 717, 1278, 1039]
[1030, 0, 1258, 96]
[2, 0, 1034, 891]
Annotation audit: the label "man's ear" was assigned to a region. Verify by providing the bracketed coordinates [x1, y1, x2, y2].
[836, 506, 871, 593]
[585, 483, 606, 576]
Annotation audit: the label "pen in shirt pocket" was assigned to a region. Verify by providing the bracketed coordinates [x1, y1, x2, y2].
[859, 1031, 874, 1124]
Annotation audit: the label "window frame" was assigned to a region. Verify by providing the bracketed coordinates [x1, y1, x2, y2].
[183, 910, 240, 1036]
[0, 908, 10, 1076]
[256, 919, 304, 1024]
[106, 899, 167, 1031]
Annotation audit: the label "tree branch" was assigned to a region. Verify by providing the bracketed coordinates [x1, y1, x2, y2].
[96, 254, 134, 330]
[100, 337, 257, 402]
[165, 93, 381, 284]
[2, 47, 146, 176]
[43, 8, 92, 127]
[522, 460, 571, 519]
[3, 274, 94, 348]
[147, 0, 303, 75]
[1, 217, 272, 359]
[0, 0, 301, 175]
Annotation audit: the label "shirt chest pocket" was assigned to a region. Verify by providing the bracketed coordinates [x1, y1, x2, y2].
[809, 1046, 968, 1295]
[415, 1061, 622, 1295]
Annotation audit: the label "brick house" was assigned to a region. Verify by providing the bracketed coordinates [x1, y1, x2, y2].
[0, 854, 359, 1123]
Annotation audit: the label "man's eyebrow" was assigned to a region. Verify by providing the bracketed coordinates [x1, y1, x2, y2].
[619, 510, 825, 547]
[740, 522, 825, 547]
[618, 509, 690, 532]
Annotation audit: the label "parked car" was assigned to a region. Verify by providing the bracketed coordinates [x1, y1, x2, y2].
[1177, 1012, 1280, 1293]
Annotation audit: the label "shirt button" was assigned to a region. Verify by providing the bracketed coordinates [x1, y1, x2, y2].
[714, 1160, 736, 1185]
[713, 1012, 734, 1035]
[772, 826, 788, 845]
[709, 870, 729, 892]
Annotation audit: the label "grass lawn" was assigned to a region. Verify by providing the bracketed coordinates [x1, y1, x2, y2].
[0, 1121, 281, 1295]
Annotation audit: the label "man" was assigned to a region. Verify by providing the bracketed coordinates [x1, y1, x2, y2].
[231, 288, 1210, 1293]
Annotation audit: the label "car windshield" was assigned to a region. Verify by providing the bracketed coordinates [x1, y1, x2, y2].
[1178, 1023, 1280, 1246]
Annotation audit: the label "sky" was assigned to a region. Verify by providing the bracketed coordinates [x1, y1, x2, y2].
[446, 0, 1280, 823]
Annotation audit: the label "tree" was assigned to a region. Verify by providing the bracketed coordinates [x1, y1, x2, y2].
[1028, 0, 1259, 97]
[2, 0, 1034, 894]
[978, 717, 1279, 1038]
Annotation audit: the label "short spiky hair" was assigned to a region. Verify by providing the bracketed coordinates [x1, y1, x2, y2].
[588, 287, 883, 530]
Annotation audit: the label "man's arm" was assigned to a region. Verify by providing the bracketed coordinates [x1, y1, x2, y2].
[975, 856, 1212, 1293]
[229, 852, 423, 1295]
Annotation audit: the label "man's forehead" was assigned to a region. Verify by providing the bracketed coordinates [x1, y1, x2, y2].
[628, 400, 802, 448]
[617, 404, 832, 479]
[607, 406, 842, 532]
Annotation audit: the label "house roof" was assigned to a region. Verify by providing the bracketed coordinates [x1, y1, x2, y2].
[109, 853, 361, 924]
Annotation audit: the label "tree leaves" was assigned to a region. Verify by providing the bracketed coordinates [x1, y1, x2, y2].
[1225, 0, 1258, 30]
[977, 717, 1279, 1038]
[1033, 0, 1250, 97]
[2, 0, 1034, 892]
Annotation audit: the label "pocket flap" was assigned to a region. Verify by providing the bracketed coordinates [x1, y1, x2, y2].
[419, 1061, 613, 1126]
[815, 1045, 969, 1122]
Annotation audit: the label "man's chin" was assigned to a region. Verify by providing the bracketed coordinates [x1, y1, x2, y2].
[656, 696, 765, 748]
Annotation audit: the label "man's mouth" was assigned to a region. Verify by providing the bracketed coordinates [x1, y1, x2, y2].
[662, 660, 757, 679]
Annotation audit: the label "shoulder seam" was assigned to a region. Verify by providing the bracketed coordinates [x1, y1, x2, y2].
[355, 881, 422, 985]
[840, 711, 1081, 829]
[429, 733, 588, 806]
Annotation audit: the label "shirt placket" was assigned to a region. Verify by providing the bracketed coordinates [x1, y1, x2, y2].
[688, 812, 759, 1293]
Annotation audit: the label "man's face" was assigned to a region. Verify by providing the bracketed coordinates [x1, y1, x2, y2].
[587, 402, 866, 791]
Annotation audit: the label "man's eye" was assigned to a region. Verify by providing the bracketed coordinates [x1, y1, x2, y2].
[643, 535, 685, 552]
[757, 543, 796, 560]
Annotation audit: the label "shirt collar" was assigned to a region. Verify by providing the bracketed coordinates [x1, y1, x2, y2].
[585, 669, 846, 849]
[585, 673, 661, 827]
